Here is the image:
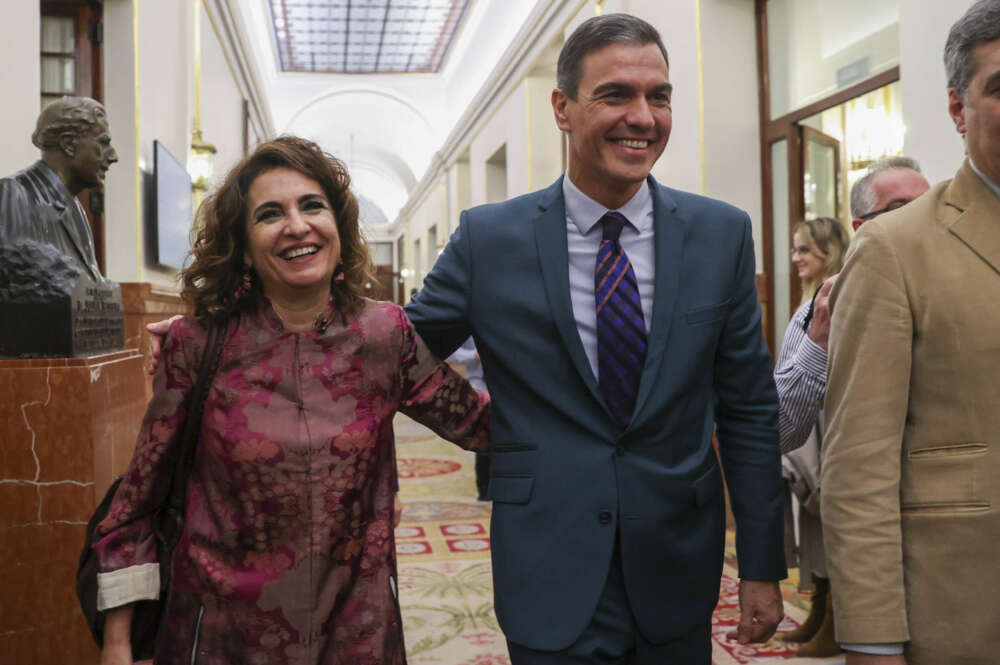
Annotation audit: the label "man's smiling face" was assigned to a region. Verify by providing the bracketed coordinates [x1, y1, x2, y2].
[553, 42, 672, 208]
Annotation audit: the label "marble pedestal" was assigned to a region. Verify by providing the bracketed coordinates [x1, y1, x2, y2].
[0, 349, 146, 664]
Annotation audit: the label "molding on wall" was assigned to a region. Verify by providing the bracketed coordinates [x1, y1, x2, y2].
[208, 0, 276, 139]
[387, 0, 585, 237]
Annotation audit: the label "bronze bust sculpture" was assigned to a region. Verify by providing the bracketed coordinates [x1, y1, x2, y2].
[0, 97, 124, 356]
[0, 96, 117, 283]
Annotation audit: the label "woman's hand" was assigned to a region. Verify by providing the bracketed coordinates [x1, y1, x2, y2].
[393, 494, 403, 528]
[100, 641, 134, 665]
[101, 605, 135, 665]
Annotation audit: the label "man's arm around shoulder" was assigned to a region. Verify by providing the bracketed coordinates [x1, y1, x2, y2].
[404, 211, 475, 359]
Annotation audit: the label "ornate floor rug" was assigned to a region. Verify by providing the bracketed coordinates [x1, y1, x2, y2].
[393, 415, 844, 665]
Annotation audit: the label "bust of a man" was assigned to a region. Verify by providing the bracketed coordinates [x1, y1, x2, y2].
[0, 97, 125, 357]
[0, 96, 118, 286]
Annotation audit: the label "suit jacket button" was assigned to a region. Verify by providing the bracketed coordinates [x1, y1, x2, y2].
[598, 510, 613, 524]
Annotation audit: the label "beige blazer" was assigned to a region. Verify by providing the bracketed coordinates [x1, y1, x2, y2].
[822, 161, 1000, 665]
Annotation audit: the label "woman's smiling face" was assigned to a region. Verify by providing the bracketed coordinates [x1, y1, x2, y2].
[244, 167, 341, 302]
[790, 231, 824, 281]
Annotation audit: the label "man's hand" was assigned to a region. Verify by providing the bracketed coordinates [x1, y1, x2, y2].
[726, 580, 783, 644]
[146, 316, 183, 375]
[845, 652, 907, 665]
[806, 274, 838, 351]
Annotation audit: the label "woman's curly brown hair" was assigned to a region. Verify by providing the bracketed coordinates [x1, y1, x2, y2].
[182, 136, 376, 323]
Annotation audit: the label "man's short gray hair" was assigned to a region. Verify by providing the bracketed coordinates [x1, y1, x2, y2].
[556, 13, 669, 101]
[31, 96, 107, 151]
[850, 156, 923, 218]
[944, 0, 1000, 97]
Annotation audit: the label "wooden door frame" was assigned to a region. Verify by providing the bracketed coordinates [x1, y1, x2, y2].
[754, 0, 898, 354]
[40, 0, 103, 105]
[792, 126, 842, 307]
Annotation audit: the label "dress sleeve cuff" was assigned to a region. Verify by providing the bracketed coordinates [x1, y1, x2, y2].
[794, 335, 828, 382]
[97, 563, 160, 611]
[841, 642, 905, 655]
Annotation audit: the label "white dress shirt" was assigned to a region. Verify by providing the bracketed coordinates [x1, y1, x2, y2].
[563, 174, 655, 380]
[970, 157, 1000, 200]
[774, 301, 827, 453]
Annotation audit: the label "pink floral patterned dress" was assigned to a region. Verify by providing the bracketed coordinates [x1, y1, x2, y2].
[94, 298, 490, 665]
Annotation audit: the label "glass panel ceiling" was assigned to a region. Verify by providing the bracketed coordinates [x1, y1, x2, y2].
[269, 0, 471, 74]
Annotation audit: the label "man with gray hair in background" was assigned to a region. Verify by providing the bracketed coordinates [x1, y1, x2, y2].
[822, 1, 1000, 663]
[848, 157, 930, 232]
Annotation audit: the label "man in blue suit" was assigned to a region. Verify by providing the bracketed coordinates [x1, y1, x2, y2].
[405, 13, 785, 665]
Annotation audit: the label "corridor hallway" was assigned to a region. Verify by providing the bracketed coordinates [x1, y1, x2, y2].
[393, 415, 846, 665]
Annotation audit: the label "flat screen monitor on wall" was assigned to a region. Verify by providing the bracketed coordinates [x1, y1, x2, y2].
[152, 140, 193, 270]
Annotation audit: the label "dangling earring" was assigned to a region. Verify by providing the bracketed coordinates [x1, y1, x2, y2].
[333, 260, 345, 283]
[235, 268, 253, 299]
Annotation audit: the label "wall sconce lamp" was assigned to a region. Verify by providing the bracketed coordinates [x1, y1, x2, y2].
[188, 127, 217, 193]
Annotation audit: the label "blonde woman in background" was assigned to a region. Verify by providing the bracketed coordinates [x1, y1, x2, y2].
[772, 217, 849, 657]
[791, 218, 849, 306]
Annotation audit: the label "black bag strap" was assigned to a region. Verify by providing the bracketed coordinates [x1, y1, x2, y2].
[162, 321, 227, 526]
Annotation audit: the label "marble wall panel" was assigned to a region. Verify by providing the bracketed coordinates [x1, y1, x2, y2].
[32, 367, 93, 484]
[0, 482, 40, 526]
[0, 352, 145, 664]
[0, 366, 51, 479]
[121, 282, 189, 403]
[38, 482, 93, 523]
[90, 351, 148, 498]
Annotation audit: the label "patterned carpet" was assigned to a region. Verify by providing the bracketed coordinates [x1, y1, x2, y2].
[393, 415, 845, 665]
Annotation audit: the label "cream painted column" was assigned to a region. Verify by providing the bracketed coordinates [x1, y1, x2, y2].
[700, 0, 763, 267]
[900, 0, 976, 185]
[140, 0, 193, 286]
[447, 159, 470, 234]
[0, 0, 41, 176]
[525, 76, 564, 191]
[103, 0, 195, 286]
[622, 0, 701, 196]
[103, 0, 144, 283]
[469, 84, 528, 205]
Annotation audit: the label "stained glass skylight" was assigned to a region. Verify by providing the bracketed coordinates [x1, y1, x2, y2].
[269, 0, 471, 74]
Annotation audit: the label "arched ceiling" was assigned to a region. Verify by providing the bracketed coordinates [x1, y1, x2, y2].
[231, 0, 540, 230]
[285, 89, 432, 221]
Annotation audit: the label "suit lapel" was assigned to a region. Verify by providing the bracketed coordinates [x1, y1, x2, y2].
[946, 162, 1000, 276]
[533, 177, 615, 421]
[629, 178, 683, 428]
[36, 162, 100, 281]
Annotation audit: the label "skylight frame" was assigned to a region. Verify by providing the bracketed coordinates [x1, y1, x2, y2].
[269, 0, 471, 74]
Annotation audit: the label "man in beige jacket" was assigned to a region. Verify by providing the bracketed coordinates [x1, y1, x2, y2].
[822, 1, 1000, 664]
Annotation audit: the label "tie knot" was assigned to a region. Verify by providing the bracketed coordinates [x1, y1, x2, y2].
[601, 212, 628, 243]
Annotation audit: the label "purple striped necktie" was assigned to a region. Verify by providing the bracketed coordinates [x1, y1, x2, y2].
[595, 211, 647, 426]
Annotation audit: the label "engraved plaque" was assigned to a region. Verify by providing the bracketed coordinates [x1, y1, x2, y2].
[0, 270, 124, 358]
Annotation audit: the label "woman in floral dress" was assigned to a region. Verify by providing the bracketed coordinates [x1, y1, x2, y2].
[95, 137, 490, 665]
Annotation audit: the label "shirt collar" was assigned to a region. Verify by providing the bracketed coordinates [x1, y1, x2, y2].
[562, 174, 652, 235]
[969, 157, 1000, 201]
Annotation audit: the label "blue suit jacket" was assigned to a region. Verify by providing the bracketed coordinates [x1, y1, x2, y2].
[405, 175, 785, 650]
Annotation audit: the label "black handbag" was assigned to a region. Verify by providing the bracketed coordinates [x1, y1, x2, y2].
[76, 322, 226, 660]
